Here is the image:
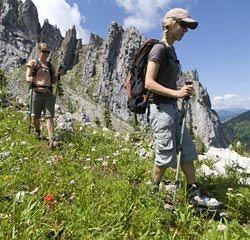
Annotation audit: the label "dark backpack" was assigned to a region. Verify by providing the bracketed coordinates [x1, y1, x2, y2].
[126, 39, 168, 114]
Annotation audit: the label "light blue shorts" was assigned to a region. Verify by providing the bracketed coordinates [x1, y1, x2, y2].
[149, 102, 197, 168]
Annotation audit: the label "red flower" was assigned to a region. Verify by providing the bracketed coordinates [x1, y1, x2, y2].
[44, 194, 54, 202]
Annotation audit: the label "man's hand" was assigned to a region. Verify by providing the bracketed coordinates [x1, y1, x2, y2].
[27, 76, 34, 83]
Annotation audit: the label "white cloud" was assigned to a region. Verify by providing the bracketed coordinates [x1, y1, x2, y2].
[23, 0, 90, 43]
[211, 94, 250, 110]
[115, 0, 189, 33]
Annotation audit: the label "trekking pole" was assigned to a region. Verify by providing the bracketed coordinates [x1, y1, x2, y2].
[28, 86, 34, 134]
[54, 64, 65, 101]
[173, 96, 190, 205]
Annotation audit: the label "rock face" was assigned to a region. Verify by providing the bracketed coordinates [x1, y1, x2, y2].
[198, 147, 250, 184]
[0, 0, 38, 70]
[58, 26, 79, 70]
[39, 19, 63, 51]
[1, 0, 229, 149]
[178, 71, 228, 148]
[18, 0, 40, 40]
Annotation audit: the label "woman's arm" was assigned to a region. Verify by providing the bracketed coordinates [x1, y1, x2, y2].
[145, 60, 193, 99]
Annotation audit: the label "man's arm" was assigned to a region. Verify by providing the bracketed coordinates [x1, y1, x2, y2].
[26, 60, 35, 83]
[145, 60, 193, 99]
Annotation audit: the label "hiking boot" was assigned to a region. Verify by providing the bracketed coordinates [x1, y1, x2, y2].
[34, 130, 41, 140]
[161, 180, 182, 193]
[151, 180, 160, 195]
[187, 184, 222, 209]
[48, 137, 61, 149]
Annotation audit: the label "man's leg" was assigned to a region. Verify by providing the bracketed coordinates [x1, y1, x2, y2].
[46, 117, 54, 141]
[33, 117, 41, 136]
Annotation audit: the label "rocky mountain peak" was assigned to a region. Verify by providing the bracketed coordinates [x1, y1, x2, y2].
[18, 0, 40, 40]
[58, 25, 79, 70]
[39, 19, 63, 51]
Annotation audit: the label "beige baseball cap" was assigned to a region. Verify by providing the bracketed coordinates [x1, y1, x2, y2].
[37, 43, 50, 53]
[163, 8, 198, 29]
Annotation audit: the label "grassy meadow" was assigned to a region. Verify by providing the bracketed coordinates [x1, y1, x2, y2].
[0, 106, 249, 240]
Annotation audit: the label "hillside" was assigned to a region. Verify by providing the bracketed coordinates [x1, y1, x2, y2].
[216, 109, 248, 122]
[223, 110, 250, 151]
[0, 106, 249, 239]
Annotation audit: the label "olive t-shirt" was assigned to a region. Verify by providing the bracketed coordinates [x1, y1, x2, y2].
[147, 43, 181, 103]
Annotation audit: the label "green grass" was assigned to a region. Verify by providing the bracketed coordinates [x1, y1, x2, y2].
[0, 107, 249, 239]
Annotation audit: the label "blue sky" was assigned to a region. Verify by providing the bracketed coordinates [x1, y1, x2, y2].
[28, 0, 250, 110]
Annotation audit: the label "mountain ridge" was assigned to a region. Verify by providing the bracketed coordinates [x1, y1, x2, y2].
[0, 0, 228, 149]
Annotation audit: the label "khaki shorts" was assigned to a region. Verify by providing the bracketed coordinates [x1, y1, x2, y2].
[31, 91, 55, 118]
[149, 102, 197, 168]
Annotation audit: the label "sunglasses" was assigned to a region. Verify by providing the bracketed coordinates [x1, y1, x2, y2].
[176, 19, 189, 29]
[41, 50, 50, 54]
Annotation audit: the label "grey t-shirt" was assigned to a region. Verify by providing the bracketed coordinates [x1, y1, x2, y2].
[148, 43, 181, 103]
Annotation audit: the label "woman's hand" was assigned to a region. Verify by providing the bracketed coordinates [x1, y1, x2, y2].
[176, 84, 193, 98]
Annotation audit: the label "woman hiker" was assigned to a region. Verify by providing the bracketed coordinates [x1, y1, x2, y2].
[145, 8, 221, 209]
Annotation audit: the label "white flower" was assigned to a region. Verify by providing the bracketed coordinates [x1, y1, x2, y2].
[102, 161, 108, 167]
[217, 223, 227, 231]
[69, 180, 75, 185]
[16, 191, 25, 203]
[102, 127, 109, 132]
[20, 141, 27, 145]
[236, 193, 243, 197]
[112, 151, 120, 156]
[30, 187, 39, 195]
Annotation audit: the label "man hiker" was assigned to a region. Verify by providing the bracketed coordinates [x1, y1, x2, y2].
[26, 43, 61, 148]
[145, 8, 221, 209]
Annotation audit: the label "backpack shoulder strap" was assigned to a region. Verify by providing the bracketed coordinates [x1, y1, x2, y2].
[32, 58, 41, 77]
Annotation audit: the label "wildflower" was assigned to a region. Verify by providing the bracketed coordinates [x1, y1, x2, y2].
[68, 143, 74, 148]
[20, 141, 27, 145]
[44, 194, 56, 209]
[0, 213, 10, 219]
[30, 187, 39, 195]
[114, 132, 120, 137]
[112, 151, 120, 156]
[69, 180, 75, 185]
[52, 155, 63, 164]
[217, 223, 227, 231]
[227, 188, 233, 192]
[102, 127, 109, 132]
[44, 194, 54, 203]
[16, 191, 25, 203]
[102, 161, 108, 167]
[236, 193, 243, 197]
